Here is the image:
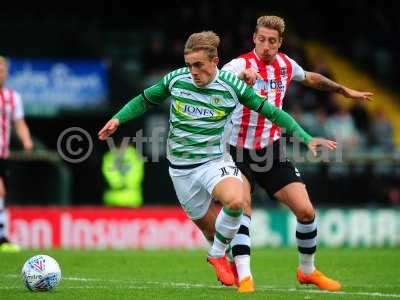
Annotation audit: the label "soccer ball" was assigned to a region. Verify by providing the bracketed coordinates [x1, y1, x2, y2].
[21, 255, 61, 292]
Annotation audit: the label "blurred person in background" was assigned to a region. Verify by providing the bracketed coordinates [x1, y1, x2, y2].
[387, 185, 400, 207]
[350, 102, 372, 148]
[98, 31, 337, 293]
[222, 15, 373, 291]
[312, 107, 330, 137]
[325, 105, 360, 152]
[370, 109, 395, 152]
[102, 136, 144, 208]
[0, 56, 33, 252]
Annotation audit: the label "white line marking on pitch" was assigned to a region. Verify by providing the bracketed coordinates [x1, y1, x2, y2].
[3, 274, 400, 298]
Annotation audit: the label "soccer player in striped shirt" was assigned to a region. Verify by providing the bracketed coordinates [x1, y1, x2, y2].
[222, 16, 373, 291]
[98, 31, 336, 292]
[0, 56, 34, 252]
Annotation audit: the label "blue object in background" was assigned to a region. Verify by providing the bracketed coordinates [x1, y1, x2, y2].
[7, 59, 109, 117]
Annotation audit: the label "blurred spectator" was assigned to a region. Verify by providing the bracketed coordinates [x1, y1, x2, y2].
[166, 38, 185, 69]
[311, 108, 330, 137]
[350, 102, 372, 148]
[290, 106, 330, 138]
[373, 47, 394, 83]
[387, 186, 400, 207]
[142, 37, 170, 74]
[102, 137, 144, 208]
[370, 109, 395, 152]
[325, 105, 360, 151]
[219, 32, 236, 65]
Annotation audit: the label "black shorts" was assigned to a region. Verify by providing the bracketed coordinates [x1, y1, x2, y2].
[0, 159, 9, 180]
[229, 141, 303, 197]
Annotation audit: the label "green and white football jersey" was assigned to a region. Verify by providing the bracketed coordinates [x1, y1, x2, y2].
[146, 67, 257, 165]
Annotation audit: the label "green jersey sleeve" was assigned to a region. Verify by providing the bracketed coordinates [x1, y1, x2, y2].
[113, 67, 189, 124]
[112, 80, 168, 124]
[112, 93, 152, 124]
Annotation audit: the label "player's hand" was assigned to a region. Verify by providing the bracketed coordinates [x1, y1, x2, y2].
[307, 138, 337, 156]
[341, 87, 373, 101]
[23, 140, 34, 152]
[239, 68, 263, 86]
[98, 119, 120, 140]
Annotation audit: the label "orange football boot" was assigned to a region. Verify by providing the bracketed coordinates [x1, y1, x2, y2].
[207, 255, 235, 286]
[297, 269, 341, 291]
[238, 276, 255, 293]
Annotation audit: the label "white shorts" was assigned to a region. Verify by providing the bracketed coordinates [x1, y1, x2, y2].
[169, 157, 243, 220]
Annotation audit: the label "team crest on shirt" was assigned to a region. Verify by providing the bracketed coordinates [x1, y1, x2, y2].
[211, 96, 222, 106]
[280, 67, 287, 77]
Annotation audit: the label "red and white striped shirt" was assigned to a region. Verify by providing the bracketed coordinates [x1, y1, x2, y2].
[0, 87, 24, 158]
[223, 50, 305, 149]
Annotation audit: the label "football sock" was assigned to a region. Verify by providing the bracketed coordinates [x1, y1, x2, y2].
[234, 255, 251, 282]
[231, 214, 252, 281]
[296, 217, 317, 274]
[208, 207, 242, 258]
[225, 243, 234, 261]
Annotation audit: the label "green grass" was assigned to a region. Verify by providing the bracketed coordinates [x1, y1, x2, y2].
[1, 248, 399, 299]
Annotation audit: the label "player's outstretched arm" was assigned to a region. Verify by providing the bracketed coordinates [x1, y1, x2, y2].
[307, 137, 337, 156]
[302, 71, 373, 101]
[98, 119, 120, 140]
[97, 93, 151, 140]
[98, 79, 170, 141]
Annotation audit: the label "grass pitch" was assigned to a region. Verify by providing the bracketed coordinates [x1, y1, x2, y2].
[1, 248, 399, 299]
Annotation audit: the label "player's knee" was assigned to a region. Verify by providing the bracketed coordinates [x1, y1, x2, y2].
[225, 196, 244, 211]
[297, 207, 315, 222]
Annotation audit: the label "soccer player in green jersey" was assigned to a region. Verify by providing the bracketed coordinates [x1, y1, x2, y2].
[98, 31, 336, 292]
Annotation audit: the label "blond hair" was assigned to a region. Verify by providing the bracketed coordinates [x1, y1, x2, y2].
[184, 31, 220, 59]
[255, 16, 285, 37]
